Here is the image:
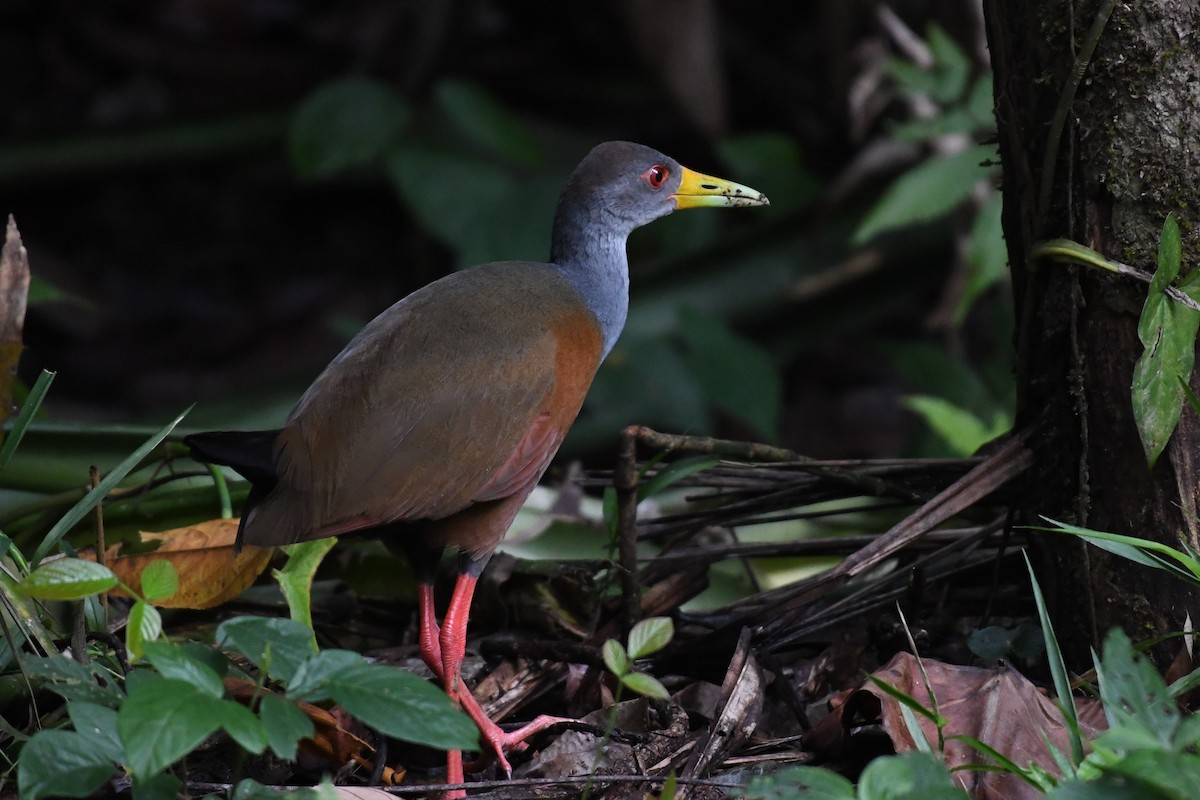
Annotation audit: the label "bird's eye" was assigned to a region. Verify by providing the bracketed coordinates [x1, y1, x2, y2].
[643, 165, 669, 189]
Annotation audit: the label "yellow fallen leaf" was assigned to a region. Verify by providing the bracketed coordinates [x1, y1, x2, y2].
[92, 519, 274, 609]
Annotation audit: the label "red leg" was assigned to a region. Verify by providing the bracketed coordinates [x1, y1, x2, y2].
[420, 573, 574, 784]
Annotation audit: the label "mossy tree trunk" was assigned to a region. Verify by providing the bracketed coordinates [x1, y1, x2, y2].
[984, 0, 1200, 664]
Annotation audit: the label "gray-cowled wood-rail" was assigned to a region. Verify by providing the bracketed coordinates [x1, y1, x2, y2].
[185, 141, 767, 793]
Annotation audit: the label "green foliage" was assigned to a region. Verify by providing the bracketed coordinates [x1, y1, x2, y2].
[288, 77, 410, 179]
[745, 753, 966, 799]
[966, 621, 1045, 662]
[16, 558, 118, 600]
[1132, 214, 1197, 466]
[854, 144, 996, 245]
[901, 394, 1009, 456]
[601, 616, 674, 700]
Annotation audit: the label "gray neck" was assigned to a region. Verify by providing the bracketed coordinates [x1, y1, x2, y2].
[549, 211, 631, 358]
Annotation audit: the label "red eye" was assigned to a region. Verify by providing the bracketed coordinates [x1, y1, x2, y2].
[643, 165, 669, 189]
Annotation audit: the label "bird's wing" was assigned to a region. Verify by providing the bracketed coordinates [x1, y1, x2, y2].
[243, 264, 602, 545]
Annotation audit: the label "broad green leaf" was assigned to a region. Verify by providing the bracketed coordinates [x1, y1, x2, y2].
[126, 601, 162, 661]
[1095, 628, 1178, 748]
[31, 407, 190, 565]
[276, 537, 337, 636]
[289, 78, 410, 179]
[17, 558, 117, 600]
[142, 640, 224, 698]
[18, 730, 118, 800]
[853, 144, 996, 244]
[131, 772, 180, 800]
[958, 191, 1007, 323]
[434, 80, 542, 167]
[745, 765, 855, 799]
[216, 615, 317, 683]
[1132, 214, 1193, 466]
[67, 702, 123, 763]
[287, 649, 477, 750]
[901, 394, 1009, 457]
[620, 672, 670, 700]
[215, 698, 269, 755]
[602, 639, 630, 677]
[118, 677, 225, 777]
[679, 308, 782, 441]
[627, 616, 674, 660]
[385, 144, 559, 267]
[259, 692, 315, 760]
[1102, 750, 1200, 798]
[139, 559, 178, 603]
[925, 23, 971, 103]
[858, 751, 968, 798]
[23, 655, 123, 706]
[966, 625, 1014, 660]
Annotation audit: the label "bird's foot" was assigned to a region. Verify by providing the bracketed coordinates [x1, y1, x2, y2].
[461, 713, 576, 777]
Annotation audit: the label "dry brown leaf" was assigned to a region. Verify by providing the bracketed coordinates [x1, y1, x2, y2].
[806, 652, 1108, 800]
[95, 519, 273, 608]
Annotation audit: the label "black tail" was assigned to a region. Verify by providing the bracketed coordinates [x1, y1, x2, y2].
[184, 429, 280, 489]
[185, 429, 282, 549]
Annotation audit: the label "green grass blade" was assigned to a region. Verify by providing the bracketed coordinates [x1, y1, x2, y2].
[1038, 517, 1200, 583]
[30, 407, 191, 566]
[1024, 550, 1084, 765]
[0, 370, 55, 470]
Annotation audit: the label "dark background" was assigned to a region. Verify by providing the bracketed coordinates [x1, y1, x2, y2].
[0, 0, 1005, 464]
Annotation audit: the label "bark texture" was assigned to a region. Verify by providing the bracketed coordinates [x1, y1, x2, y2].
[985, 0, 1200, 663]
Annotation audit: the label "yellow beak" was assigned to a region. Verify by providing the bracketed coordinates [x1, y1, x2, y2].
[672, 166, 770, 209]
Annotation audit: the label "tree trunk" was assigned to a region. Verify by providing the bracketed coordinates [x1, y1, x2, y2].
[984, 0, 1200, 665]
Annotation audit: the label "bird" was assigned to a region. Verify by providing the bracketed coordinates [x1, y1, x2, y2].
[185, 141, 767, 794]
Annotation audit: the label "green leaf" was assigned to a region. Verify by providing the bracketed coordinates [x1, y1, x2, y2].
[287, 649, 477, 750]
[131, 772, 181, 800]
[385, 144, 559, 267]
[18, 730, 119, 800]
[434, 79, 542, 167]
[289, 78, 410, 179]
[23, 655, 123, 706]
[638, 456, 719, 502]
[31, 407, 191, 565]
[276, 537, 337, 635]
[853, 144, 996, 244]
[216, 615, 318, 683]
[1096, 628, 1178, 748]
[1039, 517, 1200, 583]
[957, 191, 1007, 323]
[745, 765, 855, 799]
[17, 558, 117, 600]
[0, 369, 55, 470]
[925, 23, 971, 103]
[602, 639, 631, 677]
[1106, 750, 1200, 797]
[678, 308, 782, 441]
[966, 625, 1015, 660]
[858, 751, 968, 798]
[1132, 214, 1194, 466]
[627, 616, 674, 660]
[1025, 551, 1084, 765]
[865, 675, 944, 727]
[67, 701, 123, 763]
[118, 677, 225, 777]
[139, 560, 178, 603]
[142, 640, 225, 698]
[620, 672, 670, 700]
[126, 601, 162, 662]
[259, 692, 315, 760]
[215, 698, 269, 755]
[901, 394, 1009, 457]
